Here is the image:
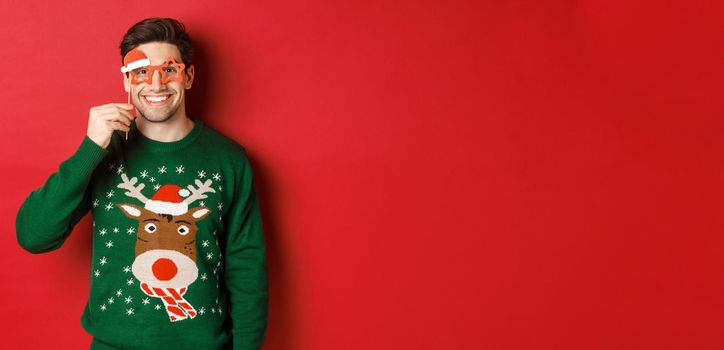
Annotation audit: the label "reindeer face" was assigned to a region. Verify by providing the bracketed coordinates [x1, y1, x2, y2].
[117, 203, 211, 259]
[117, 203, 211, 288]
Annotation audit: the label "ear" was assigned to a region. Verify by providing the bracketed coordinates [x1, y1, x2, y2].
[116, 203, 147, 219]
[184, 65, 194, 90]
[188, 206, 210, 221]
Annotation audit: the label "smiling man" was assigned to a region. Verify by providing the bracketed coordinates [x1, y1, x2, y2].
[15, 18, 269, 350]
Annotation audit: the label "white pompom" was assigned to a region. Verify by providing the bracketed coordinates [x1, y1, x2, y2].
[179, 189, 191, 197]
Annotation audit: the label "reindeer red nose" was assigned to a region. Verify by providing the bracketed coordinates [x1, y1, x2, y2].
[152, 258, 178, 281]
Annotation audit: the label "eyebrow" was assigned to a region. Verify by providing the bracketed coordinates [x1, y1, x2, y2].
[143, 218, 160, 222]
[175, 220, 191, 225]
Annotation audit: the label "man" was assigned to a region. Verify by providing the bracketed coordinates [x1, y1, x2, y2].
[15, 17, 268, 350]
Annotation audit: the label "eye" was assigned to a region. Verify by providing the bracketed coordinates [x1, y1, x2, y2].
[177, 225, 190, 235]
[144, 223, 157, 233]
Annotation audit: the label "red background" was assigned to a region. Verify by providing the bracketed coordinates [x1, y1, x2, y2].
[2, 0, 724, 349]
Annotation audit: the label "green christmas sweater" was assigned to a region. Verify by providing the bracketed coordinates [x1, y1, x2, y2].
[16, 116, 268, 350]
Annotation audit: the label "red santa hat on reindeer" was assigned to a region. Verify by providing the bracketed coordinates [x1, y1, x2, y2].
[144, 184, 191, 216]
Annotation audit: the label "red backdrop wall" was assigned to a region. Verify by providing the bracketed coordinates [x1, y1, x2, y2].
[2, 1, 723, 349]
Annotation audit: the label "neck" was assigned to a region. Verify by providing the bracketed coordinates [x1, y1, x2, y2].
[136, 107, 194, 142]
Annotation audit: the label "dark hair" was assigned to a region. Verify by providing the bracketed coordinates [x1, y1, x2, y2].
[119, 17, 193, 74]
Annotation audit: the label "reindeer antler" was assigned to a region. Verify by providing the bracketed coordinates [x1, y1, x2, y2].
[183, 179, 217, 205]
[117, 173, 150, 203]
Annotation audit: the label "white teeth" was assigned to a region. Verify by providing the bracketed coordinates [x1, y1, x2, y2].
[144, 95, 169, 102]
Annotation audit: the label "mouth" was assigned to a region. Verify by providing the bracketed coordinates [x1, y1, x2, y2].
[141, 94, 172, 107]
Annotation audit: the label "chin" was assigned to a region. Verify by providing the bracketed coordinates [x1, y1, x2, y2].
[142, 114, 174, 123]
[139, 107, 178, 123]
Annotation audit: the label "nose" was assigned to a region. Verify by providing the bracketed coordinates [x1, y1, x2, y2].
[150, 70, 165, 89]
[152, 258, 178, 281]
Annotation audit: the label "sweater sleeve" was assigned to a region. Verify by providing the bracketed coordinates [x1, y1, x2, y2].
[223, 150, 269, 350]
[16, 135, 109, 254]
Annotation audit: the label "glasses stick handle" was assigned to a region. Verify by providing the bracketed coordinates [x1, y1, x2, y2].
[126, 92, 130, 140]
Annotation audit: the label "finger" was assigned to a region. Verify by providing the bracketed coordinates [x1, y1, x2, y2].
[95, 104, 135, 116]
[108, 120, 130, 132]
[114, 114, 133, 127]
[104, 103, 135, 110]
[92, 104, 134, 118]
[98, 111, 133, 127]
[101, 114, 131, 127]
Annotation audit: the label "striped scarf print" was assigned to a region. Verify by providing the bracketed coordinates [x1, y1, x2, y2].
[140, 282, 197, 322]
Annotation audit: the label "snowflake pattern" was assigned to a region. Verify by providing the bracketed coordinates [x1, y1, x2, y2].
[158, 166, 167, 174]
[105, 240, 114, 248]
[198, 170, 206, 178]
[100, 256, 108, 265]
[105, 203, 114, 211]
[140, 170, 149, 178]
[93, 199, 99, 208]
[176, 165, 185, 174]
[99, 228, 108, 236]
[212, 173, 221, 181]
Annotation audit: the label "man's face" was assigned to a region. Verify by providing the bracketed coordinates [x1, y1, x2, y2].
[124, 42, 194, 123]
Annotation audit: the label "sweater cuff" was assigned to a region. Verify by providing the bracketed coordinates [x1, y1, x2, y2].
[64, 136, 109, 178]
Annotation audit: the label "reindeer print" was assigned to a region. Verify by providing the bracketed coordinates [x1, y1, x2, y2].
[115, 173, 215, 322]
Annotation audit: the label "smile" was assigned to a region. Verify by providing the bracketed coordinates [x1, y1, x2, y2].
[142, 94, 172, 106]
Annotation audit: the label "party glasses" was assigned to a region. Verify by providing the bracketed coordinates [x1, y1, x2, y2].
[128, 56, 186, 85]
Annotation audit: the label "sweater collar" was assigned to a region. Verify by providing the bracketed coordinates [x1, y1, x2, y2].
[129, 115, 204, 153]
